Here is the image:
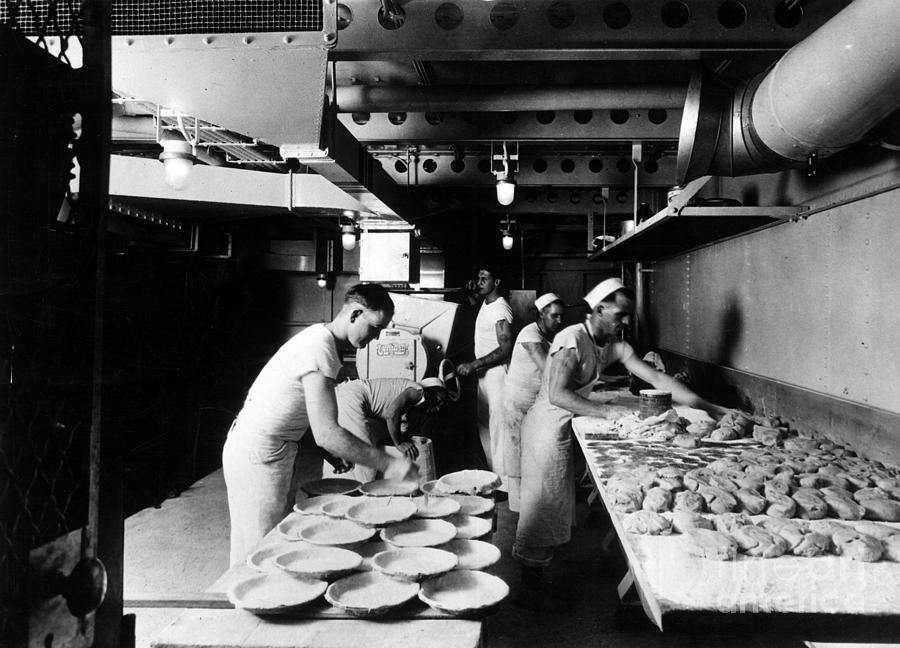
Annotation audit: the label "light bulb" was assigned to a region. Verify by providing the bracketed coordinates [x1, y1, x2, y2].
[316, 273, 328, 289]
[501, 232, 514, 250]
[341, 223, 358, 250]
[496, 176, 516, 206]
[159, 140, 195, 190]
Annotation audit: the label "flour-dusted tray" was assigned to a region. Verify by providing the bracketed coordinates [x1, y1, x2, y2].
[294, 494, 355, 516]
[435, 470, 501, 496]
[273, 546, 363, 581]
[299, 518, 376, 549]
[381, 518, 458, 547]
[325, 571, 420, 617]
[359, 479, 419, 497]
[413, 495, 462, 518]
[372, 547, 458, 582]
[418, 570, 509, 616]
[445, 514, 492, 540]
[346, 497, 418, 527]
[227, 572, 327, 615]
[437, 539, 501, 571]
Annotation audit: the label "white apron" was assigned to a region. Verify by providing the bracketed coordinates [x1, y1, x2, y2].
[516, 323, 601, 548]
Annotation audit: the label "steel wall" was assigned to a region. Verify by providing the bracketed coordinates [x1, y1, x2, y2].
[650, 187, 900, 415]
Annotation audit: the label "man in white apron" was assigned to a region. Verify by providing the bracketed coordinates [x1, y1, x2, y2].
[513, 278, 729, 611]
[222, 284, 418, 566]
[499, 292, 564, 512]
[322, 376, 447, 482]
[457, 265, 513, 493]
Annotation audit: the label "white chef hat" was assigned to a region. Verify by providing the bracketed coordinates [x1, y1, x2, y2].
[534, 292, 562, 311]
[420, 377, 446, 390]
[584, 278, 625, 310]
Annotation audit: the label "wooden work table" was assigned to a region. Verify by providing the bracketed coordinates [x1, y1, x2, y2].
[150, 516, 484, 648]
[572, 392, 900, 642]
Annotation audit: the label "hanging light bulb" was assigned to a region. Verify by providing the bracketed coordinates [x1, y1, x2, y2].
[495, 175, 516, 206]
[341, 222, 358, 251]
[316, 272, 328, 289]
[501, 230, 514, 250]
[159, 139, 195, 190]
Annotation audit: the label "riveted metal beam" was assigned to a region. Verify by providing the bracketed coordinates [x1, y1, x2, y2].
[377, 152, 677, 188]
[339, 109, 682, 143]
[333, 0, 850, 61]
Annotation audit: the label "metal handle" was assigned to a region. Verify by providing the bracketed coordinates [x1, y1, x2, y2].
[52, 557, 108, 617]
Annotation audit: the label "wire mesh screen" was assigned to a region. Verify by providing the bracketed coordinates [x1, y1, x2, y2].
[1, 0, 323, 35]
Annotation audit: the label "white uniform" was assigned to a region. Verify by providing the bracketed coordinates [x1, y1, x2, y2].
[323, 378, 423, 482]
[474, 297, 513, 477]
[515, 323, 634, 563]
[222, 324, 341, 565]
[499, 322, 550, 511]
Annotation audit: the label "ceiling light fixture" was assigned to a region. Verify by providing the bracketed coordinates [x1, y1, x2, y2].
[340, 220, 360, 251]
[156, 107, 199, 191]
[500, 215, 516, 251]
[492, 141, 518, 206]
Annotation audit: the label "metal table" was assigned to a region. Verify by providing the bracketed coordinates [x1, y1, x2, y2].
[150, 514, 484, 648]
[572, 404, 900, 642]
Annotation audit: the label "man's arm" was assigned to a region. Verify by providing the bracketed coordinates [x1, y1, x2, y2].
[622, 354, 728, 420]
[521, 341, 549, 372]
[303, 373, 417, 479]
[546, 348, 612, 418]
[382, 386, 423, 459]
[457, 319, 513, 376]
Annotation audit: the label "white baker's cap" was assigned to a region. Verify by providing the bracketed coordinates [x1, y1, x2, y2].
[420, 377, 446, 390]
[534, 292, 562, 311]
[584, 278, 625, 310]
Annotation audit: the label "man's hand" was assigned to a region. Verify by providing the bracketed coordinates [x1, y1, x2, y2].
[330, 458, 355, 474]
[396, 441, 419, 461]
[384, 455, 419, 481]
[456, 361, 477, 377]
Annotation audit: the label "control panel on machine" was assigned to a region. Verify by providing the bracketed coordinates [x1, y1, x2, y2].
[356, 328, 427, 382]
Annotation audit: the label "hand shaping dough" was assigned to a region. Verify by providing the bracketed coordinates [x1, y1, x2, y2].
[683, 528, 738, 561]
[623, 510, 673, 535]
[673, 490, 705, 513]
[731, 525, 788, 558]
[831, 528, 883, 562]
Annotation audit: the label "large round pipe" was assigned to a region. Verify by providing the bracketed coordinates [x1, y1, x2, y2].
[336, 85, 686, 113]
[750, 0, 900, 162]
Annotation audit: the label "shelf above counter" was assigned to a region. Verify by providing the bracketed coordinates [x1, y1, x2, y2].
[589, 204, 808, 262]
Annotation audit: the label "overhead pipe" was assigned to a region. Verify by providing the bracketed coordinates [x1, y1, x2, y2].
[336, 84, 686, 113]
[678, 0, 900, 183]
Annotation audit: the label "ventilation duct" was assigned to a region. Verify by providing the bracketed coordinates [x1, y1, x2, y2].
[678, 0, 900, 184]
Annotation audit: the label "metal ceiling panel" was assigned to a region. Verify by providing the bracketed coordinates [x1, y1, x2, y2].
[112, 34, 328, 148]
[333, 0, 849, 61]
[339, 109, 682, 143]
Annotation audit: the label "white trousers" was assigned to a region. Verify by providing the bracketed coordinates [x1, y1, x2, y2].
[476, 365, 507, 485]
[222, 424, 302, 566]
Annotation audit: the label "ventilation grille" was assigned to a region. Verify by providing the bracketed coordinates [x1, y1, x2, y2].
[1, 0, 323, 36]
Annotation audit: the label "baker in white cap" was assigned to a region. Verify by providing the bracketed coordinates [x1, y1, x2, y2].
[513, 278, 728, 612]
[323, 376, 448, 482]
[498, 292, 565, 513]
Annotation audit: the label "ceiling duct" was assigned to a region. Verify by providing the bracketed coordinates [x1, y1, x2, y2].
[678, 0, 900, 184]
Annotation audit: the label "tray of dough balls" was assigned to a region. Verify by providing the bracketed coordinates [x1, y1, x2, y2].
[590, 436, 900, 616]
[229, 472, 507, 618]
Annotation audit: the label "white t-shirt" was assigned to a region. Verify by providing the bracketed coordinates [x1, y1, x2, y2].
[236, 324, 343, 440]
[474, 296, 513, 359]
[506, 322, 549, 393]
[544, 323, 635, 392]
